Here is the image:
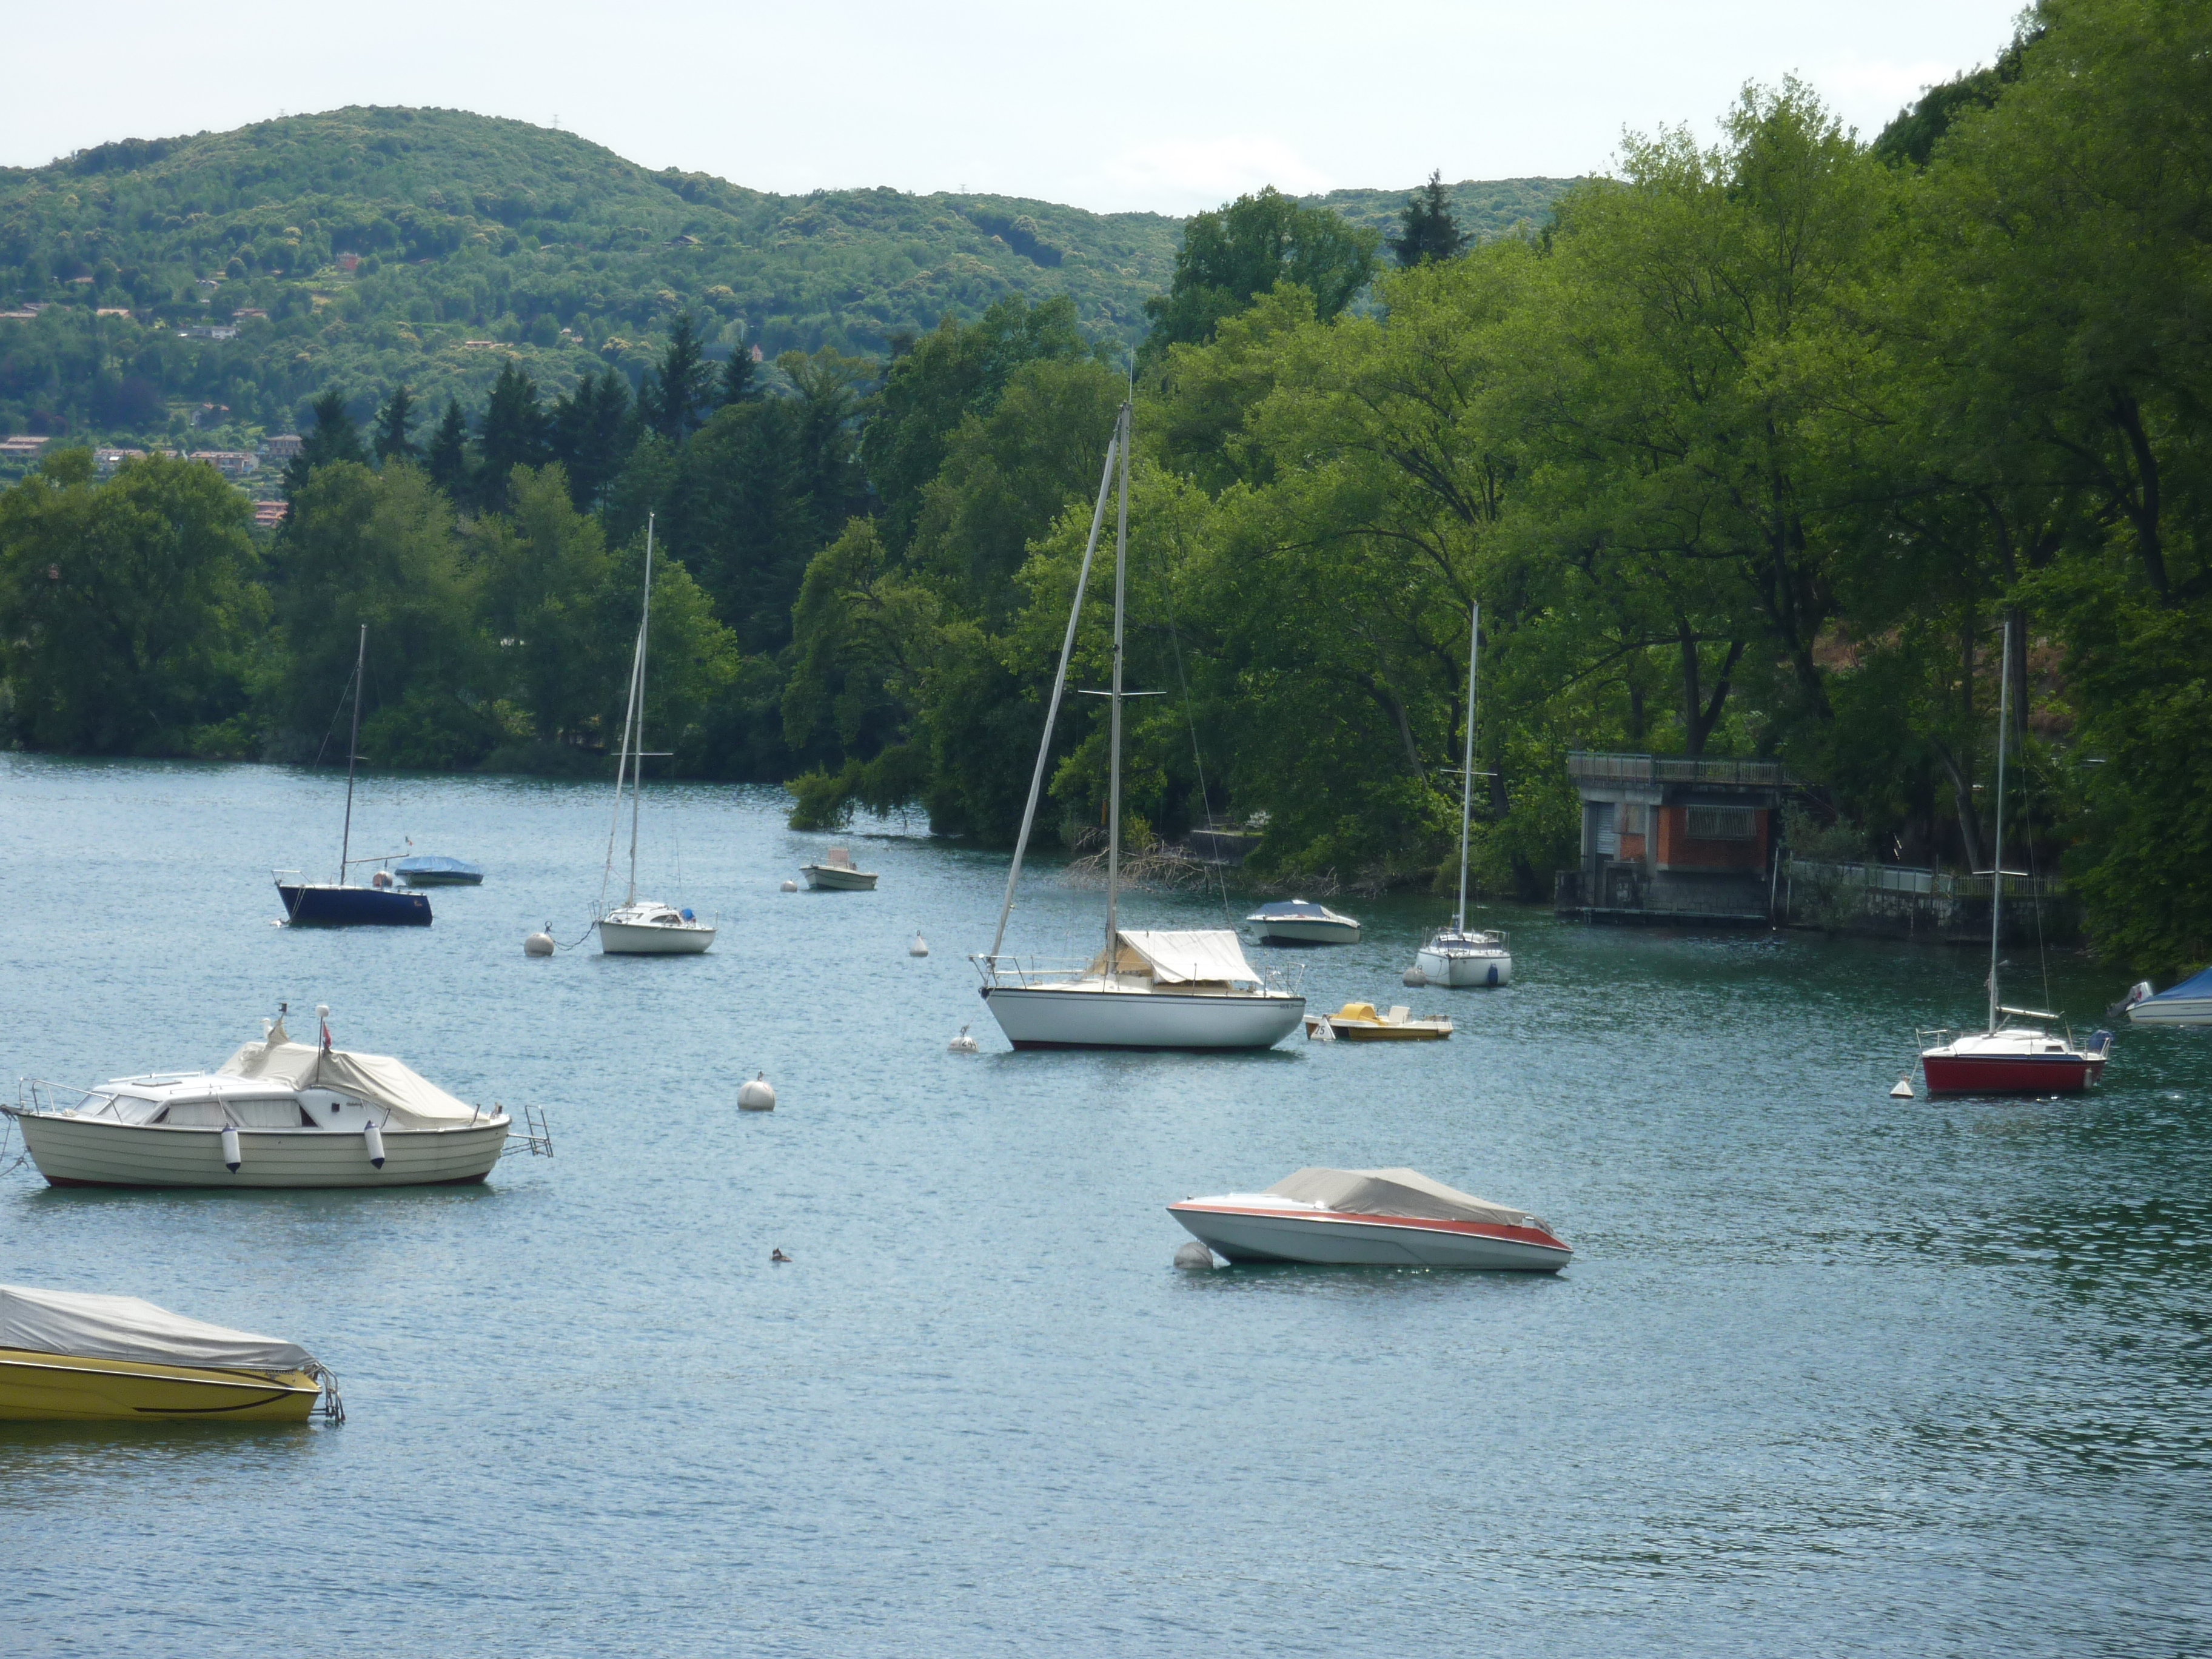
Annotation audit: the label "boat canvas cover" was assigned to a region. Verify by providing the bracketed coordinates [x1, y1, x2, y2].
[218, 1033, 480, 1127]
[0, 1284, 315, 1372]
[2143, 965, 2212, 1009]
[1090, 930, 1265, 986]
[1266, 1167, 1528, 1228]
[394, 855, 481, 878]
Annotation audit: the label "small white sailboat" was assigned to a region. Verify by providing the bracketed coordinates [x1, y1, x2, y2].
[597, 514, 715, 957]
[970, 401, 1304, 1050]
[1416, 599, 1513, 989]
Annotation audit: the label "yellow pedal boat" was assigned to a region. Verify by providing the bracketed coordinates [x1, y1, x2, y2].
[0, 1284, 339, 1423]
[1303, 1002, 1454, 1042]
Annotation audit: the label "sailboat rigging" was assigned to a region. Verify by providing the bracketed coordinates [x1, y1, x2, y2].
[970, 401, 1304, 1050]
[273, 624, 431, 927]
[595, 514, 716, 956]
[1415, 600, 1512, 988]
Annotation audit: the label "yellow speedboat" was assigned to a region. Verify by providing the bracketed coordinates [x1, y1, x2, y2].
[1303, 1002, 1454, 1042]
[0, 1285, 339, 1423]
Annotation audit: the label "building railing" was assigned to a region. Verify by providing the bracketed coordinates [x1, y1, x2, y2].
[1785, 856, 2062, 901]
[1567, 751, 1789, 787]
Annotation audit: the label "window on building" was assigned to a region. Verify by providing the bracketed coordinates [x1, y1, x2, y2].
[1687, 805, 1757, 841]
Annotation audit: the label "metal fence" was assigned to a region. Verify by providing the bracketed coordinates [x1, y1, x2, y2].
[1785, 856, 2061, 901]
[1566, 751, 1789, 787]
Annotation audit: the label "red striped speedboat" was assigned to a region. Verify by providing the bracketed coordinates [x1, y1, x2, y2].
[1169, 1167, 1570, 1272]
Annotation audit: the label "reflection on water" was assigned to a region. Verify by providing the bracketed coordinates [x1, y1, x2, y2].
[0, 754, 2207, 1656]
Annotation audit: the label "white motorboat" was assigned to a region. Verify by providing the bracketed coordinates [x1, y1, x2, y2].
[1416, 597, 1513, 988]
[1245, 899, 1361, 945]
[970, 401, 1302, 1050]
[800, 847, 879, 891]
[1, 1009, 511, 1189]
[595, 513, 715, 957]
[1170, 1167, 1570, 1271]
[2127, 965, 2212, 1025]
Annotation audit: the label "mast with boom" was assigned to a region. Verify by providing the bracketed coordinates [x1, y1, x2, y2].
[337, 623, 365, 884]
[1453, 601, 1478, 934]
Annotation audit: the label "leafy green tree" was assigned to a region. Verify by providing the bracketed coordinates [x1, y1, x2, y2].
[1388, 171, 1470, 267]
[424, 395, 471, 498]
[372, 383, 418, 465]
[1140, 187, 1379, 361]
[0, 449, 263, 753]
[475, 464, 615, 746]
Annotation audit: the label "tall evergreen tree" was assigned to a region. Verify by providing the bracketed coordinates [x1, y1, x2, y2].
[720, 340, 760, 407]
[424, 395, 471, 500]
[1388, 171, 1470, 267]
[283, 388, 366, 501]
[549, 367, 638, 512]
[476, 361, 550, 512]
[372, 383, 418, 466]
[639, 312, 713, 444]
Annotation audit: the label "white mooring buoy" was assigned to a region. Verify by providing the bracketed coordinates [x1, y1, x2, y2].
[1174, 1241, 1218, 1271]
[739, 1073, 777, 1111]
[948, 1024, 980, 1054]
[780, 879, 799, 893]
[1402, 966, 1427, 988]
[1890, 1074, 1916, 1099]
[910, 931, 928, 957]
[524, 925, 555, 957]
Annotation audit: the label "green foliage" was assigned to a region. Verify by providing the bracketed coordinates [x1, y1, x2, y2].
[1388, 172, 1471, 267]
[1140, 187, 1380, 361]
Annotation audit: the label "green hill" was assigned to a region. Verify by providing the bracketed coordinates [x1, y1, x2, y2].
[0, 107, 1572, 455]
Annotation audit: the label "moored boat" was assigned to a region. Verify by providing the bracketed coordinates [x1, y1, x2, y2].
[0, 1282, 340, 1422]
[1170, 1168, 1570, 1270]
[1303, 1002, 1452, 1041]
[1246, 899, 1361, 945]
[2, 1008, 512, 1188]
[2127, 965, 2212, 1026]
[1416, 598, 1512, 988]
[800, 847, 879, 891]
[394, 854, 484, 887]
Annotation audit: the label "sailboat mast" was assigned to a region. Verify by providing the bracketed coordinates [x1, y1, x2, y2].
[338, 623, 365, 884]
[1455, 602, 1478, 933]
[628, 514, 654, 908]
[1986, 612, 2013, 1035]
[1104, 402, 1131, 958]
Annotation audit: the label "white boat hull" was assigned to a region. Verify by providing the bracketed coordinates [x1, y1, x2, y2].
[801, 865, 878, 891]
[2129, 997, 2212, 1026]
[1170, 1205, 1569, 1270]
[1252, 919, 1361, 945]
[13, 1113, 509, 1189]
[597, 919, 716, 954]
[982, 985, 1304, 1050]
[1416, 947, 1512, 987]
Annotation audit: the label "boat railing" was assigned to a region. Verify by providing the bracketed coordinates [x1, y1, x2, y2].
[11, 1079, 115, 1118]
[969, 953, 1094, 988]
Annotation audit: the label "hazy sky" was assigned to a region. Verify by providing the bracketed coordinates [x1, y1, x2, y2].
[5, 1, 2025, 214]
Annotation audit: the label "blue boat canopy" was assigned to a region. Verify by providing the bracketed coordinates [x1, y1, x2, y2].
[394, 855, 483, 879]
[1247, 899, 1331, 919]
[2144, 964, 2212, 1005]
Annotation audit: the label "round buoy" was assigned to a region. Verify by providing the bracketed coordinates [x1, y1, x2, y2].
[1174, 1241, 1218, 1271]
[739, 1072, 776, 1111]
[1889, 1075, 1915, 1099]
[1402, 966, 1427, 987]
[948, 1024, 980, 1054]
[524, 927, 555, 957]
[780, 879, 799, 893]
[910, 932, 928, 957]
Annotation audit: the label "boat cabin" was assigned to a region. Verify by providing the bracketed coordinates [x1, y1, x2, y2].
[1555, 751, 1787, 927]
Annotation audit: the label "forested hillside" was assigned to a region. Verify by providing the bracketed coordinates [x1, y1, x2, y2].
[0, 107, 1569, 451]
[3, 0, 2206, 977]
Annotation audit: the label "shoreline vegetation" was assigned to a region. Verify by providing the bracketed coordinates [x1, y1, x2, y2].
[2, 0, 2208, 976]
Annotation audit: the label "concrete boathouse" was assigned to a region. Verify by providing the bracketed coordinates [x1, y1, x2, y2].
[1554, 751, 1787, 927]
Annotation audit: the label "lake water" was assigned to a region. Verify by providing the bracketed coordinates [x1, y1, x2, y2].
[1, 754, 2207, 1656]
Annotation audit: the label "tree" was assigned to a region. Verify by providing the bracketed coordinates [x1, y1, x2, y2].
[1140, 187, 1379, 361]
[1388, 171, 1470, 267]
[283, 388, 367, 501]
[720, 341, 760, 407]
[549, 368, 637, 512]
[475, 464, 615, 745]
[638, 312, 714, 445]
[372, 383, 418, 466]
[475, 361, 549, 512]
[425, 396, 471, 499]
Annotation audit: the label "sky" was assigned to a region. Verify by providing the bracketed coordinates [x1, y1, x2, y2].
[2, 1, 2027, 215]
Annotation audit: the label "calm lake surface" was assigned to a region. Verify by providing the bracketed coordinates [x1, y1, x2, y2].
[1, 754, 2207, 1656]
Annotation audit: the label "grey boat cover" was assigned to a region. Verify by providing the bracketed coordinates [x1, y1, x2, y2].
[1266, 1167, 1529, 1228]
[218, 1022, 480, 1127]
[1088, 930, 1265, 987]
[0, 1283, 316, 1372]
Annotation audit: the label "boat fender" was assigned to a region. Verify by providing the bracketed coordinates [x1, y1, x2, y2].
[371, 869, 392, 889]
[1174, 1241, 1218, 1271]
[524, 928, 555, 957]
[680, 908, 695, 922]
[1486, 964, 1500, 987]
[1402, 967, 1426, 987]
[780, 879, 799, 893]
[738, 1073, 776, 1111]
[220, 1124, 242, 1173]
[1889, 1075, 1915, 1099]
[363, 1119, 386, 1168]
[910, 932, 928, 957]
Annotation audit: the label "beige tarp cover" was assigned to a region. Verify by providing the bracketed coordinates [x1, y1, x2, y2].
[1267, 1167, 1527, 1227]
[0, 1283, 316, 1372]
[218, 1028, 480, 1127]
[1087, 930, 1264, 986]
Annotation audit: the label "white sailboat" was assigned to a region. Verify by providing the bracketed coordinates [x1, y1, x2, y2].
[597, 514, 715, 956]
[971, 401, 1305, 1050]
[1416, 600, 1513, 988]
